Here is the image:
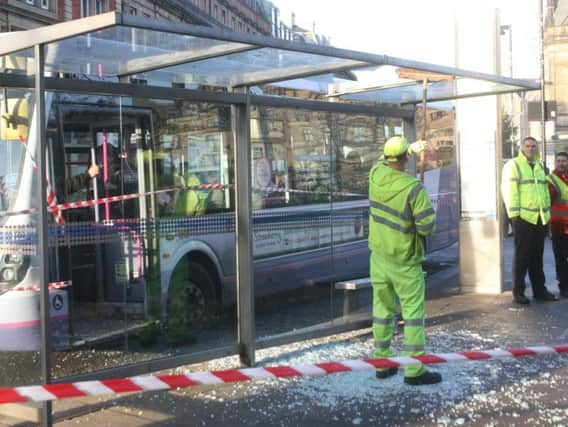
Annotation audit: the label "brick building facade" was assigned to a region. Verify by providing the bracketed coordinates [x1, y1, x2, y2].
[0, 0, 272, 35]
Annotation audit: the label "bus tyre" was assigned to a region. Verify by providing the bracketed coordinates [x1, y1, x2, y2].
[167, 260, 217, 345]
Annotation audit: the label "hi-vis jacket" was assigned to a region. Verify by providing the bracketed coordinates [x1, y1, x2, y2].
[501, 152, 550, 225]
[368, 162, 436, 265]
[548, 170, 568, 234]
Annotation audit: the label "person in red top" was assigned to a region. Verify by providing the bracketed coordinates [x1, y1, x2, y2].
[548, 151, 568, 298]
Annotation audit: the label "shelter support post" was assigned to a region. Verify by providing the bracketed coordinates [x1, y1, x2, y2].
[457, 6, 504, 294]
[35, 43, 53, 427]
[232, 91, 255, 367]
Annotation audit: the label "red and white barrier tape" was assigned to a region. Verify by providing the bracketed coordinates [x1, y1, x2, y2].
[18, 135, 64, 224]
[0, 344, 566, 405]
[13, 280, 72, 292]
[0, 184, 369, 218]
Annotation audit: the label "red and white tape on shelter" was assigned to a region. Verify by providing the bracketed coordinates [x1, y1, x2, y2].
[0, 184, 366, 219]
[13, 280, 72, 292]
[0, 344, 566, 405]
[18, 135, 64, 224]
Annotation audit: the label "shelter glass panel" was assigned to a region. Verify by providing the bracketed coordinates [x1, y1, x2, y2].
[0, 87, 42, 387]
[34, 93, 238, 380]
[42, 26, 363, 90]
[251, 107, 338, 337]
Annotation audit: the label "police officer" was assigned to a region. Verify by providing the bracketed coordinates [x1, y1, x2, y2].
[369, 136, 441, 386]
[501, 136, 557, 304]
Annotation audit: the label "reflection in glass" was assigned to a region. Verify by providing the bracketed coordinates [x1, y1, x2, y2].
[0, 93, 241, 379]
[0, 88, 42, 386]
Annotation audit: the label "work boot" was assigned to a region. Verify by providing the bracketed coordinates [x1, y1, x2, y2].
[534, 291, 559, 302]
[375, 368, 398, 379]
[513, 294, 530, 305]
[404, 370, 442, 386]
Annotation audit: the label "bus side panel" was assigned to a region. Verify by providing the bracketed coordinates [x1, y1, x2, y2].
[0, 290, 69, 351]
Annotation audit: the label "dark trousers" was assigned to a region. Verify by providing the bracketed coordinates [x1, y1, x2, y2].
[512, 218, 548, 298]
[552, 233, 568, 292]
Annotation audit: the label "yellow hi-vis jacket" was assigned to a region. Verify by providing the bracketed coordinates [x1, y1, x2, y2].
[368, 162, 436, 265]
[501, 152, 550, 225]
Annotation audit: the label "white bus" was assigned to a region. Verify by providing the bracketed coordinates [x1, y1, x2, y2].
[0, 89, 457, 350]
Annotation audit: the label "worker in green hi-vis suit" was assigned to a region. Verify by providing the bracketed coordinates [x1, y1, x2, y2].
[368, 136, 441, 386]
[175, 172, 208, 217]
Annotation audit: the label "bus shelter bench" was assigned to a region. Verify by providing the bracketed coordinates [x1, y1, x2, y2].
[334, 271, 428, 316]
[334, 278, 371, 316]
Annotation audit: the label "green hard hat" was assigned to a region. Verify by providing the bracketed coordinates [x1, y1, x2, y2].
[383, 136, 410, 162]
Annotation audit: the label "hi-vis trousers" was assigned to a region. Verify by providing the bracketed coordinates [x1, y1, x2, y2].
[370, 251, 426, 378]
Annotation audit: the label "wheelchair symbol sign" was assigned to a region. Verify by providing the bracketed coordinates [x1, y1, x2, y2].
[52, 295, 64, 311]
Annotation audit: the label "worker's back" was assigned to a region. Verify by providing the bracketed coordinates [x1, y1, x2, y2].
[368, 162, 435, 265]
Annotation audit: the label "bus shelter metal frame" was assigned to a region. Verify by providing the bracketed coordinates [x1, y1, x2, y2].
[0, 13, 540, 424]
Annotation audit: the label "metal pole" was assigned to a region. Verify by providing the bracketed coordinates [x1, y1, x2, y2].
[232, 89, 255, 367]
[420, 78, 428, 182]
[539, 0, 547, 168]
[35, 43, 52, 427]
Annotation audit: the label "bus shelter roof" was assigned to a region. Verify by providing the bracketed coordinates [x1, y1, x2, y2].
[0, 12, 539, 104]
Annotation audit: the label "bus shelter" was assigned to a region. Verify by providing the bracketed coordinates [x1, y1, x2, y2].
[0, 11, 538, 423]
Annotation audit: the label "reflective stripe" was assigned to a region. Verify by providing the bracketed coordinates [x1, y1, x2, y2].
[403, 344, 425, 352]
[407, 183, 424, 205]
[416, 222, 435, 233]
[509, 207, 520, 212]
[517, 179, 548, 185]
[403, 318, 424, 327]
[371, 214, 415, 234]
[510, 177, 520, 183]
[521, 206, 550, 212]
[414, 207, 435, 222]
[374, 340, 391, 350]
[369, 200, 411, 221]
[373, 316, 394, 326]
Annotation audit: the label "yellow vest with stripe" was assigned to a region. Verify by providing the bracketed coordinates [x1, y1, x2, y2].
[506, 153, 550, 225]
[368, 162, 436, 265]
[175, 173, 208, 216]
[548, 172, 568, 219]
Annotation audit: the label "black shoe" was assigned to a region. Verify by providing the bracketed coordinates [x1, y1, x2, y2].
[513, 294, 530, 305]
[534, 291, 559, 302]
[560, 290, 568, 298]
[404, 370, 442, 386]
[375, 368, 398, 379]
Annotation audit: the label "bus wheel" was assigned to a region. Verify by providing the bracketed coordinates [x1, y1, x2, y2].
[167, 260, 218, 344]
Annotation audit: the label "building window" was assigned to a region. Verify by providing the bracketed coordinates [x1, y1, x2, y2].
[26, 0, 34, 5]
[303, 129, 314, 142]
[95, 0, 105, 14]
[82, 0, 106, 16]
[129, 6, 137, 15]
[213, 4, 218, 19]
[41, 0, 49, 9]
[221, 9, 226, 25]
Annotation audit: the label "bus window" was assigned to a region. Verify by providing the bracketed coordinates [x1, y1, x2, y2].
[154, 103, 232, 217]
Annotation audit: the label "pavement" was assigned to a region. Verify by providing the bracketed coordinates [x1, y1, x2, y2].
[4, 236, 568, 426]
